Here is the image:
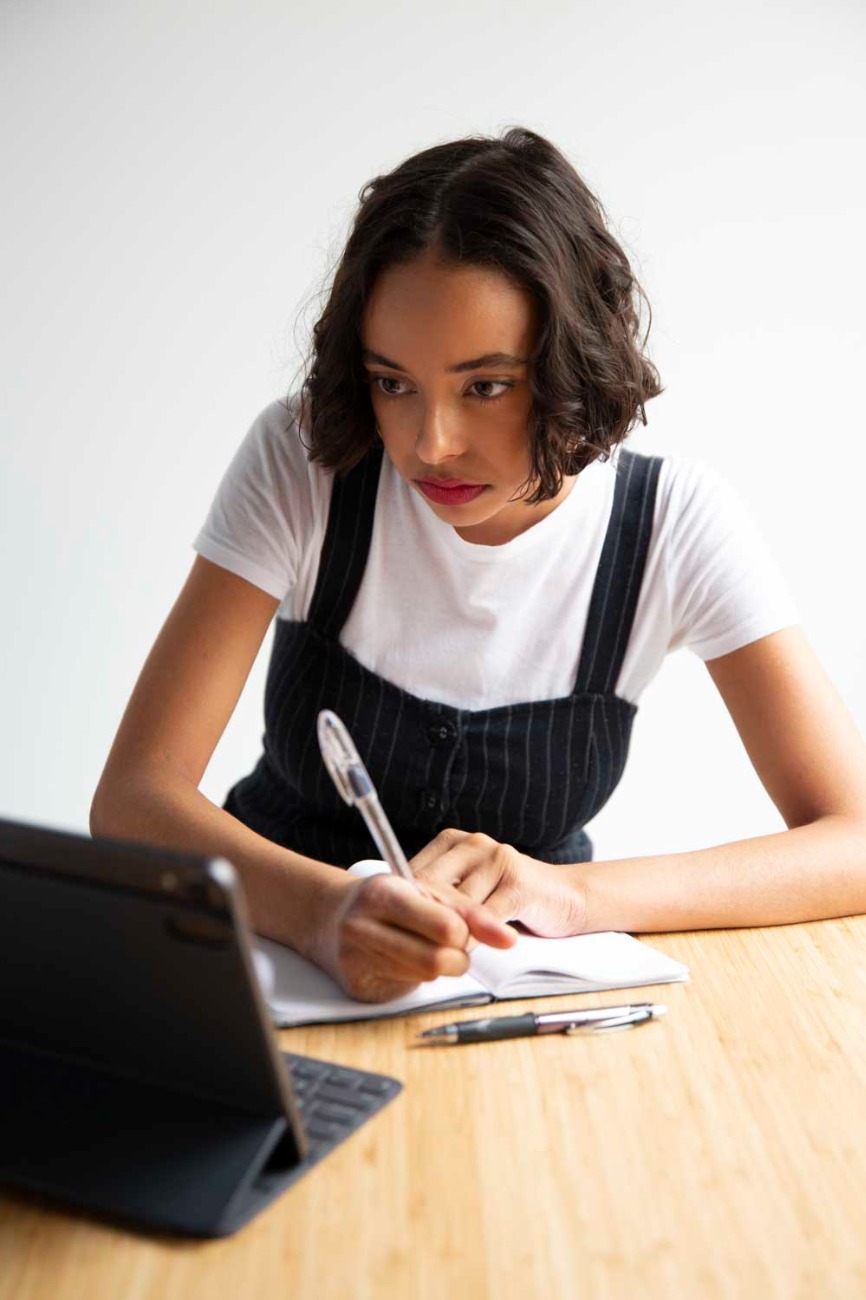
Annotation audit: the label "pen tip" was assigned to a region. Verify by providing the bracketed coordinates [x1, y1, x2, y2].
[417, 1026, 455, 1043]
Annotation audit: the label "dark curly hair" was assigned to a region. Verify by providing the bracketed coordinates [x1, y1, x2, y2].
[289, 125, 664, 504]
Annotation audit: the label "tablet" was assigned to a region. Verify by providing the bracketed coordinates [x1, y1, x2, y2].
[0, 817, 402, 1237]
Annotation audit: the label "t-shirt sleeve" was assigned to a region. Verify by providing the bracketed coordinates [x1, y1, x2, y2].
[192, 397, 308, 600]
[665, 456, 801, 661]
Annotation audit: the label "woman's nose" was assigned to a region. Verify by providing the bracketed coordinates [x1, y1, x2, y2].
[414, 408, 468, 464]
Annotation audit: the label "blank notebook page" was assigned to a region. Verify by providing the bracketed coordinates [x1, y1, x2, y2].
[468, 930, 690, 998]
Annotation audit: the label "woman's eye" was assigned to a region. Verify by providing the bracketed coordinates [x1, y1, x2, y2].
[368, 377, 513, 403]
[371, 376, 409, 398]
[470, 381, 513, 402]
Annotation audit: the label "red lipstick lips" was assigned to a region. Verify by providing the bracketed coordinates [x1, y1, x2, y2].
[416, 478, 489, 506]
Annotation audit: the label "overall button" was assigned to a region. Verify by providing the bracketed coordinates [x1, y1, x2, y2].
[426, 720, 457, 746]
[419, 790, 440, 814]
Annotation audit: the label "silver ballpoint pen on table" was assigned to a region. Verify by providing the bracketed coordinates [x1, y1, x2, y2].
[418, 1003, 668, 1045]
[317, 709, 420, 890]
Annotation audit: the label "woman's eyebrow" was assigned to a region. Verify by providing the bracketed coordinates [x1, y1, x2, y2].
[361, 348, 527, 373]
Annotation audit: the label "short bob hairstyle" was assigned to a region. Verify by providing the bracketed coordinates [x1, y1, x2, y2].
[292, 125, 664, 504]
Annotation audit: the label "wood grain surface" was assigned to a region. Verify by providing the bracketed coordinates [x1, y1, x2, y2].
[4, 919, 866, 1299]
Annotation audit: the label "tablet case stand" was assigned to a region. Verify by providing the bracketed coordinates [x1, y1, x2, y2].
[0, 819, 402, 1238]
[1, 1041, 306, 1237]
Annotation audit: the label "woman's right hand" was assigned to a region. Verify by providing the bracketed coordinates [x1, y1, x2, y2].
[307, 871, 518, 1004]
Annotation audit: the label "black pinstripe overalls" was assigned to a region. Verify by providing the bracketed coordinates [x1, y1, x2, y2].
[224, 447, 662, 868]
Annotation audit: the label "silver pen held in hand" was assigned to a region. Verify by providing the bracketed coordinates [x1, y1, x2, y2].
[317, 709, 419, 890]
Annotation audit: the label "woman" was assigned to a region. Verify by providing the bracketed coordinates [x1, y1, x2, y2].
[91, 127, 866, 1003]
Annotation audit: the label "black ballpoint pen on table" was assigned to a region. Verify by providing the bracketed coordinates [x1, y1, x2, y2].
[418, 1003, 668, 1045]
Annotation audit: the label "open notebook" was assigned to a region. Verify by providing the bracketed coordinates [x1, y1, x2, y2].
[251, 863, 689, 1028]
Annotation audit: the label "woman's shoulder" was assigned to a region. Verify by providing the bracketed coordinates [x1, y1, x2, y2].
[247, 389, 321, 469]
[638, 449, 797, 649]
[192, 391, 335, 601]
[613, 447, 780, 603]
[623, 448, 750, 545]
[623, 444, 730, 494]
[233, 389, 334, 514]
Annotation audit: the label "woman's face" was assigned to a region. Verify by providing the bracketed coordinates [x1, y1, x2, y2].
[361, 248, 575, 545]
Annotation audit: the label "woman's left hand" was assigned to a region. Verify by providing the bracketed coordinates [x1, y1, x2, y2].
[408, 829, 587, 941]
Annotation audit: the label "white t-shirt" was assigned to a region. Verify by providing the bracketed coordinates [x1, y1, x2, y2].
[193, 393, 800, 710]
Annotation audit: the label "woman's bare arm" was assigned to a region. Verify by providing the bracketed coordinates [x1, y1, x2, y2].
[89, 554, 351, 956]
[580, 626, 866, 931]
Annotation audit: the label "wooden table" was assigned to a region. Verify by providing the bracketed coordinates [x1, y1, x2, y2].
[4, 920, 866, 1299]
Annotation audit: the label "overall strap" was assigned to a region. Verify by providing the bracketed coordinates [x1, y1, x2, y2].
[573, 449, 663, 696]
[306, 446, 384, 638]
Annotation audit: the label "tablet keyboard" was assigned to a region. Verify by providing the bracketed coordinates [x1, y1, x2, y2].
[282, 1051, 401, 1158]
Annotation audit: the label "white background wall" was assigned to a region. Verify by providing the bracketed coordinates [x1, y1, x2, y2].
[2, 0, 864, 868]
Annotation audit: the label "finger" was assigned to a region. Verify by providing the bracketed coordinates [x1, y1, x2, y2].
[417, 858, 501, 904]
[355, 875, 472, 950]
[408, 827, 470, 876]
[412, 831, 502, 893]
[462, 899, 519, 949]
[349, 914, 472, 982]
[356, 871, 517, 954]
[420, 879, 519, 950]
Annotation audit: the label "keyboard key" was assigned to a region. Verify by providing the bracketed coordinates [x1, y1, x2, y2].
[306, 1122, 338, 1142]
[358, 1077, 393, 1096]
[323, 1067, 360, 1088]
[316, 1083, 366, 1107]
[289, 1062, 319, 1080]
[315, 1102, 361, 1125]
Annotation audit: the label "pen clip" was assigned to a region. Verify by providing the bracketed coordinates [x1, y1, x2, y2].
[317, 710, 370, 806]
[564, 1009, 654, 1035]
